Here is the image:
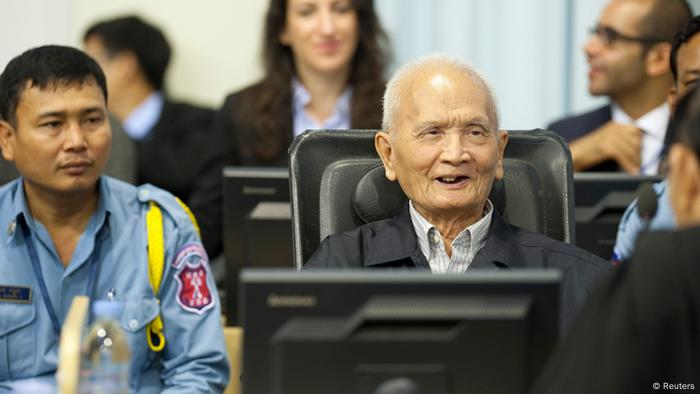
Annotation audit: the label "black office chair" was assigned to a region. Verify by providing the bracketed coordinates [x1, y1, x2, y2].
[289, 129, 575, 270]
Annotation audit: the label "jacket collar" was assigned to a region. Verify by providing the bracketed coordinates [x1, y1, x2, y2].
[469, 211, 526, 269]
[363, 202, 526, 270]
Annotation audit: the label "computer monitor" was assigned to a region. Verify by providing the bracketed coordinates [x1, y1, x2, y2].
[239, 269, 561, 394]
[223, 167, 294, 321]
[574, 173, 663, 259]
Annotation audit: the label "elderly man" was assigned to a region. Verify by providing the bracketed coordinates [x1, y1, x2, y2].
[305, 55, 610, 329]
[0, 45, 228, 392]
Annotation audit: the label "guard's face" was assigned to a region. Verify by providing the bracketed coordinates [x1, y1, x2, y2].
[376, 70, 507, 220]
[0, 81, 111, 197]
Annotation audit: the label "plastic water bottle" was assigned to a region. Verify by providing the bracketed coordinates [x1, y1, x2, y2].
[80, 300, 131, 393]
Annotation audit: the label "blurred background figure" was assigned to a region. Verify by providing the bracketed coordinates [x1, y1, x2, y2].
[612, 15, 700, 262]
[548, 0, 691, 174]
[84, 15, 222, 255]
[84, 15, 217, 207]
[211, 0, 390, 166]
[201, 0, 391, 258]
[533, 85, 700, 394]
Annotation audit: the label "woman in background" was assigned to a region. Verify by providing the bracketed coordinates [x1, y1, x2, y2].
[195, 0, 389, 257]
[213, 0, 389, 165]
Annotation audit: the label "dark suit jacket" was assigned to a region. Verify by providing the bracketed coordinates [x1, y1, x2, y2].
[136, 100, 216, 201]
[211, 82, 292, 167]
[210, 81, 384, 166]
[548, 105, 619, 172]
[132, 99, 223, 255]
[305, 203, 611, 330]
[199, 81, 384, 257]
[532, 227, 700, 393]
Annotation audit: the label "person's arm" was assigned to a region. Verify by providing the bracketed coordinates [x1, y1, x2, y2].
[303, 236, 333, 268]
[569, 121, 642, 173]
[157, 203, 230, 393]
[303, 233, 363, 269]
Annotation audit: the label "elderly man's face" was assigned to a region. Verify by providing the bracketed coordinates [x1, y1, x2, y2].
[376, 69, 507, 220]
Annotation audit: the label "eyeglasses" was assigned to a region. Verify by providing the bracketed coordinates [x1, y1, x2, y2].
[589, 25, 667, 46]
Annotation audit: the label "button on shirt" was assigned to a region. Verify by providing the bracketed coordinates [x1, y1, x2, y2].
[0, 177, 228, 393]
[291, 78, 352, 137]
[611, 102, 669, 175]
[408, 200, 493, 273]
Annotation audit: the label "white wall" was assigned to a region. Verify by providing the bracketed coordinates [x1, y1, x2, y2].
[0, 0, 74, 71]
[2, 0, 700, 124]
[70, 0, 267, 107]
[376, 0, 569, 129]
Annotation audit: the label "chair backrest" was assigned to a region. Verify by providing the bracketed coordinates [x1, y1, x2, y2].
[289, 129, 575, 269]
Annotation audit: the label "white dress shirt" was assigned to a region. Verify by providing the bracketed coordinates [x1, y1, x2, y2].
[408, 200, 493, 274]
[611, 102, 669, 175]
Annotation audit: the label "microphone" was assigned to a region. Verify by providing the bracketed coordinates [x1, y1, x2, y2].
[636, 182, 658, 230]
[611, 183, 658, 265]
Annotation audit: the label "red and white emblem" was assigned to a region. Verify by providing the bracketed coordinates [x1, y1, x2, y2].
[175, 261, 215, 314]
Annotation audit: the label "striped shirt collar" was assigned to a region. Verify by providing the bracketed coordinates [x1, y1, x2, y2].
[408, 200, 493, 273]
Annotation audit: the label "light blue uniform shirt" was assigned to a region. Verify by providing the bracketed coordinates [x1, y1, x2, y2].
[612, 179, 676, 262]
[0, 176, 228, 393]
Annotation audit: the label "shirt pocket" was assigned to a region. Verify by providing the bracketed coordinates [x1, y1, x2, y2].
[119, 297, 160, 385]
[0, 302, 36, 380]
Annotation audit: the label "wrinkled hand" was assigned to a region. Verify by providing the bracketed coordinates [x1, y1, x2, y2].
[570, 121, 642, 173]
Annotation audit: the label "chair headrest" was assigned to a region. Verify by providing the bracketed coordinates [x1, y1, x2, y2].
[352, 162, 506, 224]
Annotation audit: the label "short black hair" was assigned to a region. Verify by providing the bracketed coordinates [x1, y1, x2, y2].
[0, 45, 108, 128]
[84, 15, 171, 90]
[670, 15, 700, 82]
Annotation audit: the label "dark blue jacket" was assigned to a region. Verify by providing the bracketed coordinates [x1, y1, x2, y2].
[533, 227, 700, 393]
[548, 105, 619, 172]
[305, 203, 611, 330]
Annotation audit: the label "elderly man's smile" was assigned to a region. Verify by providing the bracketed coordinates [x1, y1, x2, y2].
[435, 175, 470, 187]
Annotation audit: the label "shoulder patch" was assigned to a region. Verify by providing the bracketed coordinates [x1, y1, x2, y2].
[174, 257, 214, 314]
[172, 242, 208, 269]
[173, 242, 214, 314]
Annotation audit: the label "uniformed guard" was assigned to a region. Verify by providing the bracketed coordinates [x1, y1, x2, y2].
[0, 45, 229, 392]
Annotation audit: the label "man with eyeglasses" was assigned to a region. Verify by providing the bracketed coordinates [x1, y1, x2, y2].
[612, 15, 700, 264]
[548, 0, 691, 174]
